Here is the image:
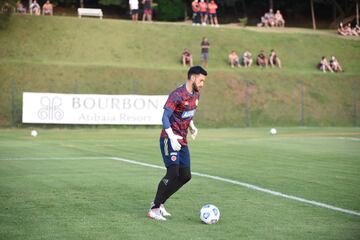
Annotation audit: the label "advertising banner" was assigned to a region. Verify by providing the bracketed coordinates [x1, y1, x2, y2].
[22, 92, 167, 125]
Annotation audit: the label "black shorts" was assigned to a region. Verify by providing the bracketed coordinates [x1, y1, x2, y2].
[131, 9, 138, 15]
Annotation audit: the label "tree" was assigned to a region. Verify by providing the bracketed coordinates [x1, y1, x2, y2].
[311, 0, 316, 30]
[98, 0, 128, 7]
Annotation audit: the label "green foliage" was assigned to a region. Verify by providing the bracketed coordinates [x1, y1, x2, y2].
[99, 0, 127, 7]
[156, 0, 185, 21]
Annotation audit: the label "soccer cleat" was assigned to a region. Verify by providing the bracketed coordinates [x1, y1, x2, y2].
[147, 208, 167, 221]
[160, 204, 171, 217]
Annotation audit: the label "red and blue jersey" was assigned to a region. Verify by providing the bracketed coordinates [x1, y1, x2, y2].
[161, 84, 200, 146]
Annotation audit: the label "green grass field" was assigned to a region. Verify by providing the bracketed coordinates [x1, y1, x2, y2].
[1, 128, 359, 240]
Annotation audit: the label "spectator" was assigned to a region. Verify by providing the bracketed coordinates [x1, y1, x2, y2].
[16, 1, 26, 14]
[258, 8, 275, 27]
[182, 48, 193, 67]
[269, 49, 282, 68]
[337, 22, 348, 36]
[256, 50, 268, 67]
[355, 24, 360, 35]
[275, 10, 285, 27]
[142, 0, 152, 22]
[264, 9, 275, 27]
[228, 50, 240, 68]
[42, 0, 53, 16]
[242, 51, 253, 68]
[318, 57, 333, 73]
[200, 37, 210, 68]
[191, 0, 200, 26]
[30, 0, 40, 15]
[2, 2, 13, 14]
[350, 23, 359, 36]
[208, 0, 219, 27]
[330, 56, 343, 72]
[129, 0, 139, 22]
[199, 0, 208, 26]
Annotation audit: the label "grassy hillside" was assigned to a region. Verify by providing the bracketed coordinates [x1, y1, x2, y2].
[0, 15, 359, 127]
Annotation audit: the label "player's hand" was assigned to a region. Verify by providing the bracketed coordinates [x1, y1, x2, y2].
[189, 120, 198, 140]
[169, 134, 183, 151]
[165, 128, 183, 151]
[190, 127, 198, 140]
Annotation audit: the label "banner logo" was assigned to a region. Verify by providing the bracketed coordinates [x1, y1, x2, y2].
[38, 97, 64, 120]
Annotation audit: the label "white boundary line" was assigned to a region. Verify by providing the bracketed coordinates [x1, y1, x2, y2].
[1, 156, 359, 217]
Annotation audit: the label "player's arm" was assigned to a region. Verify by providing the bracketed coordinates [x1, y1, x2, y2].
[189, 120, 198, 140]
[162, 108, 182, 151]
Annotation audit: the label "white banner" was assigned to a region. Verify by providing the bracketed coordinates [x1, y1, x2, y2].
[22, 92, 167, 125]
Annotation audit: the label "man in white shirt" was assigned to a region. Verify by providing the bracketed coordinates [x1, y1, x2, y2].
[129, 0, 139, 22]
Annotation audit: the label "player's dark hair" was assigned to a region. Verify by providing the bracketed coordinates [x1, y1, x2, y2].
[187, 66, 207, 80]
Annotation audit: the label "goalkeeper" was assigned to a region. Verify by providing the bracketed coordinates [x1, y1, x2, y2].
[147, 66, 207, 221]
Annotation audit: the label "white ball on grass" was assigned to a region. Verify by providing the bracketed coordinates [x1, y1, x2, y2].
[31, 130, 38, 137]
[270, 128, 277, 135]
[200, 204, 220, 224]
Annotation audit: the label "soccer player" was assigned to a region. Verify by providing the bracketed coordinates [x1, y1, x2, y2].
[147, 66, 208, 221]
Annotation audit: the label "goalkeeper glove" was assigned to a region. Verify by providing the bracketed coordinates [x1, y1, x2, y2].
[189, 120, 198, 140]
[165, 128, 183, 151]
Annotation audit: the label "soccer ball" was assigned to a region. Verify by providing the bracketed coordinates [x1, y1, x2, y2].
[270, 128, 277, 135]
[200, 204, 220, 224]
[31, 130, 38, 137]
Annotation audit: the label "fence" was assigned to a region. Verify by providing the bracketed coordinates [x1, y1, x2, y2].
[5, 78, 360, 128]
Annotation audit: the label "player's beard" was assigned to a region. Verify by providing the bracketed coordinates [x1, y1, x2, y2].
[193, 82, 199, 92]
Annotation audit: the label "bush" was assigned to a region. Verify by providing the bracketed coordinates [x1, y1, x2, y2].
[155, 0, 185, 21]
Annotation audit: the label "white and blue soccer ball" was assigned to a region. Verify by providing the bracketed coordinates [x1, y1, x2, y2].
[200, 204, 220, 224]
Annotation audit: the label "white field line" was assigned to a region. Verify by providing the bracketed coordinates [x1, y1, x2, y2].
[0, 156, 359, 217]
[336, 137, 360, 141]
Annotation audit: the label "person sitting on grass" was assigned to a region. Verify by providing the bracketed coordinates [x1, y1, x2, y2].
[269, 49, 282, 68]
[337, 22, 347, 36]
[42, 0, 53, 16]
[256, 50, 267, 68]
[318, 57, 333, 73]
[182, 48, 193, 67]
[228, 50, 240, 68]
[275, 10, 285, 27]
[264, 9, 275, 27]
[330, 56, 343, 72]
[30, 0, 41, 15]
[355, 24, 360, 35]
[16, 1, 26, 14]
[242, 51, 253, 68]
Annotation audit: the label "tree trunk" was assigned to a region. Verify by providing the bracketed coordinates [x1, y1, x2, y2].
[357, 1, 359, 26]
[241, 0, 247, 17]
[310, 0, 316, 30]
[80, 0, 84, 8]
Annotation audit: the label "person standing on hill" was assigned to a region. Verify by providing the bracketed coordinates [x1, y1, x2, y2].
[191, 0, 200, 25]
[208, 0, 219, 27]
[147, 66, 208, 221]
[129, 0, 139, 22]
[142, 0, 152, 22]
[199, 0, 208, 26]
[200, 37, 210, 68]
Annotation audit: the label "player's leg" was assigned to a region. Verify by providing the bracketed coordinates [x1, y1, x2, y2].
[148, 137, 181, 220]
[161, 146, 191, 204]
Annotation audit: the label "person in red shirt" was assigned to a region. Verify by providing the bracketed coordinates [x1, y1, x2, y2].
[199, 0, 208, 26]
[208, 0, 219, 27]
[191, 0, 200, 25]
